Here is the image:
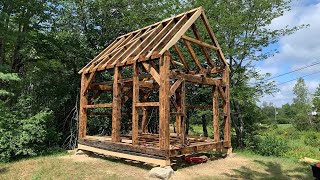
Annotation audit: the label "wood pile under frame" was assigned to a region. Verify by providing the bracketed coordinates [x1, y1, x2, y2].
[77, 7, 231, 166]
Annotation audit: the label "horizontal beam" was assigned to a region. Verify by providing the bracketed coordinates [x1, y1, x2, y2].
[136, 102, 160, 107]
[170, 71, 222, 85]
[181, 35, 219, 50]
[78, 144, 170, 166]
[85, 104, 113, 108]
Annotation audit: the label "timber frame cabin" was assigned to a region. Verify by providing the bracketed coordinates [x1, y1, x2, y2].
[77, 7, 231, 166]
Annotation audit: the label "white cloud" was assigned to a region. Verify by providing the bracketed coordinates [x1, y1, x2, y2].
[257, 0, 320, 106]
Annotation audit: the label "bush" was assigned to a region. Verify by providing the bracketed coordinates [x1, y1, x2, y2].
[254, 135, 289, 157]
[304, 131, 320, 147]
[0, 108, 59, 162]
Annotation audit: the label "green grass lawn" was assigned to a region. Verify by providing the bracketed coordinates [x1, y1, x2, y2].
[0, 151, 314, 180]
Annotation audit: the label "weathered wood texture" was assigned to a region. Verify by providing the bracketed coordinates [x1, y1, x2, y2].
[78, 7, 231, 163]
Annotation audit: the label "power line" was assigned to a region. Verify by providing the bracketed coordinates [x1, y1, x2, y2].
[276, 70, 320, 86]
[265, 61, 320, 81]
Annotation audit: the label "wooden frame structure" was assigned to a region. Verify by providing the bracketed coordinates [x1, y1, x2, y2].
[77, 7, 231, 166]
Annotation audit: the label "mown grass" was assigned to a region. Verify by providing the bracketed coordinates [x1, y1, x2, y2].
[227, 151, 314, 179]
[0, 153, 146, 180]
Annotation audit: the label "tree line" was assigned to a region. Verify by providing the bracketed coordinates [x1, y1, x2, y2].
[0, 0, 303, 161]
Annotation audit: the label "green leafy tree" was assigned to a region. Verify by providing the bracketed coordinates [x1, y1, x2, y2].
[292, 78, 312, 130]
[187, 0, 304, 147]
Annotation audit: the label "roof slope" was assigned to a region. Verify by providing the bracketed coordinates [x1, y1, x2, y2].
[79, 7, 228, 74]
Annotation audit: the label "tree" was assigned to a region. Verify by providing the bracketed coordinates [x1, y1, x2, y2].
[187, 0, 303, 147]
[292, 78, 312, 130]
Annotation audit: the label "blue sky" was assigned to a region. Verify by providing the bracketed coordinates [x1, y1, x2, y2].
[257, 0, 320, 107]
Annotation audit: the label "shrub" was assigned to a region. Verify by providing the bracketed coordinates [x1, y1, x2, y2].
[304, 131, 320, 147]
[254, 135, 289, 157]
[0, 108, 58, 162]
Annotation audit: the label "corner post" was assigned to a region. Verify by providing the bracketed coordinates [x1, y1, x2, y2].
[132, 62, 139, 145]
[222, 68, 231, 147]
[112, 66, 122, 142]
[159, 53, 170, 151]
[79, 73, 89, 139]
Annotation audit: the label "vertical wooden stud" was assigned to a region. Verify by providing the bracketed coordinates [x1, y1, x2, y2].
[132, 62, 139, 145]
[79, 73, 89, 139]
[222, 69, 231, 147]
[159, 53, 170, 151]
[175, 91, 181, 135]
[180, 80, 186, 145]
[141, 107, 148, 133]
[213, 86, 220, 143]
[112, 66, 121, 142]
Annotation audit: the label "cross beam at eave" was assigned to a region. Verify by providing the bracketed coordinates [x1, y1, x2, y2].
[170, 71, 223, 86]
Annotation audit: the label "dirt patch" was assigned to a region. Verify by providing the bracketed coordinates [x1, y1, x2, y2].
[171, 154, 251, 179]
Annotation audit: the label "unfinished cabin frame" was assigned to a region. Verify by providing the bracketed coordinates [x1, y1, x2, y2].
[77, 7, 231, 166]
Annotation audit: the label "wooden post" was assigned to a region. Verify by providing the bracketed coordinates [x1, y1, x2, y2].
[159, 53, 170, 151]
[79, 73, 89, 139]
[222, 69, 231, 147]
[213, 86, 220, 143]
[175, 91, 181, 135]
[132, 62, 139, 145]
[141, 107, 148, 133]
[180, 80, 186, 145]
[112, 66, 121, 142]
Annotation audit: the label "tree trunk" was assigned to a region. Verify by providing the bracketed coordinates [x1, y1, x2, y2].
[232, 100, 244, 148]
[201, 114, 208, 137]
[12, 24, 25, 73]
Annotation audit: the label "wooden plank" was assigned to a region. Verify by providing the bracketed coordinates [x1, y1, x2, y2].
[132, 19, 176, 62]
[112, 66, 121, 142]
[90, 37, 127, 72]
[200, 11, 230, 71]
[142, 62, 160, 85]
[169, 79, 183, 97]
[213, 86, 220, 143]
[169, 141, 224, 157]
[117, 7, 200, 40]
[173, 44, 190, 71]
[159, 8, 203, 55]
[79, 38, 120, 74]
[121, 23, 163, 64]
[79, 73, 89, 138]
[132, 62, 139, 145]
[136, 102, 160, 107]
[183, 39, 204, 72]
[159, 54, 171, 151]
[78, 138, 167, 157]
[85, 104, 112, 108]
[78, 144, 170, 166]
[146, 15, 189, 58]
[190, 24, 215, 67]
[111, 28, 155, 66]
[181, 35, 219, 50]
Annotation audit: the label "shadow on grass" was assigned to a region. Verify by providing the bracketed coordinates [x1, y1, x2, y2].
[0, 167, 8, 174]
[223, 160, 313, 180]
